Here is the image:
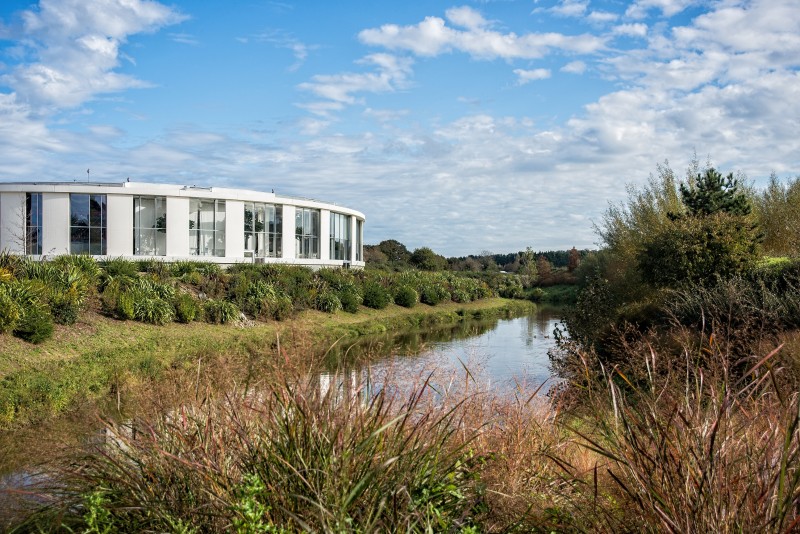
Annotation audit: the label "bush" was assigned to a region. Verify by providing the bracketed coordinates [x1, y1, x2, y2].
[362, 282, 392, 309]
[419, 284, 450, 306]
[14, 304, 54, 344]
[315, 290, 342, 313]
[133, 296, 174, 325]
[393, 285, 418, 308]
[114, 291, 135, 321]
[173, 292, 199, 323]
[204, 299, 239, 324]
[0, 286, 21, 333]
[338, 285, 363, 313]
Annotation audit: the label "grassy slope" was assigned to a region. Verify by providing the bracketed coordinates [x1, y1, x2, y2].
[0, 298, 533, 428]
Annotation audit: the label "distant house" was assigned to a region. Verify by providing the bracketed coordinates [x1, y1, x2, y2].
[0, 182, 364, 267]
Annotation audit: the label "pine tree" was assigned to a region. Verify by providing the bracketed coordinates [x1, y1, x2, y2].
[679, 168, 751, 217]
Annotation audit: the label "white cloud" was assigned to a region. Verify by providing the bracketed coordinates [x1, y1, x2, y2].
[358, 8, 606, 59]
[549, 0, 589, 18]
[298, 53, 413, 109]
[626, 0, 698, 19]
[613, 23, 648, 37]
[561, 60, 586, 74]
[2, 0, 185, 110]
[514, 68, 551, 84]
[445, 6, 489, 29]
[587, 11, 619, 24]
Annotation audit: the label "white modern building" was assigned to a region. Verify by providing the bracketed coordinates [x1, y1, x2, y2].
[0, 182, 364, 267]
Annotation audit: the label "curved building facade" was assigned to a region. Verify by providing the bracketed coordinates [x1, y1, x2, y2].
[0, 182, 365, 267]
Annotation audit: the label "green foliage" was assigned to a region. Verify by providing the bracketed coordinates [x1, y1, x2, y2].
[638, 212, 760, 288]
[679, 167, 752, 217]
[0, 285, 21, 333]
[410, 247, 448, 271]
[362, 282, 392, 309]
[51, 254, 101, 285]
[114, 291, 136, 321]
[393, 285, 418, 308]
[419, 283, 450, 306]
[174, 292, 199, 323]
[133, 295, 174, 325]
[14, 303, 54, 344]
[82, 490, 116, 534]
[752, 173, 800, 256]
[100, 257, 139, 279]
[204, 299, 239, 324]
[377, 239, 411, 264]
[337, 285, 363, 313]
[315, 290, 342, 313]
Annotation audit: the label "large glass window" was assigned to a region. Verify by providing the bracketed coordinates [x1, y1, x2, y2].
[295, 207, 319, 259]
[189, 199, 225, 256]
[70, 194, 107, 255]
[356, 219, 363, 261]
[26, 193, 42, 255]
[244, 202, 282, 258]
[329, 212, 351, 261]
[133, 196, 167, 256]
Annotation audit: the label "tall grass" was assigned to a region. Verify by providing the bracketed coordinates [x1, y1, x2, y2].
[549, 329, 800, 531]
[25, 372, 489, 532]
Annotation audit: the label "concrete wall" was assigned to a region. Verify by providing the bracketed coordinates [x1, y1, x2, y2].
[0, 192, 24, 254]
[226, 200, 245, 259]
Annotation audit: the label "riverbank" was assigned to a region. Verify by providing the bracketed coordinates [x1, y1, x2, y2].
[0, 298, 534, 429]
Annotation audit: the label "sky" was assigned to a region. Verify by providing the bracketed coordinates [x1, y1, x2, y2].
[0, 0, 798, 256]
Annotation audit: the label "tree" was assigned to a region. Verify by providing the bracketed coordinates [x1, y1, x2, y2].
[536, 255, 552, 283]
[639, 166, 760, 287]
[638, 213, 759, 288]
[409, 247, 447, 271]
[752, 173, 800, 257]
[678, 168, 751, 217]
[567, 247, 581, 272]
[519, 247, 538, 281]
[377, 239, 411, 264]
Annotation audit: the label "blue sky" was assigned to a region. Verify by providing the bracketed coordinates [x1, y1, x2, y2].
[1, 0, 798, 256]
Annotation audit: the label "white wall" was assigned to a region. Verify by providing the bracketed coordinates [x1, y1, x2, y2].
[106, 194, 133, 256]
[282, 205, 296, 260]
[320, 209, 331, 260]
[226, 200, 245, 259]
[42, 193, 70, 256]
[166, 196, 189, 256]
[0, 192, 25, 254]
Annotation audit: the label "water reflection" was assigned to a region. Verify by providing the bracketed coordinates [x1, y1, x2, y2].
[320, 307, 564, 401]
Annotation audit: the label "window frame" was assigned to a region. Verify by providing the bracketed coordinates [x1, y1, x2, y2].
[70, 193, 107, 255]
[133, 196, 167, 256]
[25, 193, 43, 255]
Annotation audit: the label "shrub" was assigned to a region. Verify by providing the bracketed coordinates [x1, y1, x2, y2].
[114, 291, 135, 321]
[393, 285, 418, 308]
[450, 289, 471, 304]
[419, 284, 450, 306]
[362, 282, 392, 309]
[52, 255, 101, 284]
[173, 292, 199, 323]
[133, 296, 174, 325]
[0, 286, 21, 333]
[338, 285, 363, 313]
[527, 288, 546, 302]
[14, 304, 54, 344]
[100, 257, 139, 279]
[315, 290, 342, 313]
[204, 299, 239, 324]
